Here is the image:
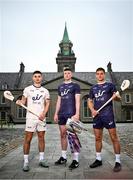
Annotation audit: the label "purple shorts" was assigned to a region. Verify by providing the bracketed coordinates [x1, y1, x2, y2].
[93, 115, 116, 129]
[58, 114, 73, 125]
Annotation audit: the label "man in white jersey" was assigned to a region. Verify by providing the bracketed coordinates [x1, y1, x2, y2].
[16, 71, 50, 172]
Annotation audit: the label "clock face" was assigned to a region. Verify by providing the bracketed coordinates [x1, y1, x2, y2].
[63, 46, 69, 51]
[63, 46, 69, 55]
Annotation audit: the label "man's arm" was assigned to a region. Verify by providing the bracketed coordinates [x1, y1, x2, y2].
[39, 99, 50, 121]
[88, 98, 98, 118]
[111, 83, 121, 101]
[16, 95, 27, 106]
[112, 92, 121, 101]
[72, 94, 80, 121]
[54, 96, 61, 123]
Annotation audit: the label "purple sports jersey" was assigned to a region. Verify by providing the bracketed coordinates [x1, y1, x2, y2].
[88, 82, 117, 116]
[58, 82, 80, 116]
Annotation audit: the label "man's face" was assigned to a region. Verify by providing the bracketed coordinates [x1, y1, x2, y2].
[96, 70, 105, 82]
[64, 70, 72, 81]
[32, 73, 42, 84]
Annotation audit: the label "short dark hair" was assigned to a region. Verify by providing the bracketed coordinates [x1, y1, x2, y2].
[96, 67, 105, 74]
[33, 70, 42, 75]
[63, 66, 72, 72]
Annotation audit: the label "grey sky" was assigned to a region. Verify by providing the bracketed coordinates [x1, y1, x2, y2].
[0, 0, 133, 72]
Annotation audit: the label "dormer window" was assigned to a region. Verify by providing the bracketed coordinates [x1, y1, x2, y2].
[2, 83, 8, 90]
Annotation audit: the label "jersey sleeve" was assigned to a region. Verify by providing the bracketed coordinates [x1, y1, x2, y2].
[23, 87, 28, 98]
[88, 87, 94, 100]
[45, 89, 50, 100]
[75, 83, 80, 94]
[58, 86, 61, 96]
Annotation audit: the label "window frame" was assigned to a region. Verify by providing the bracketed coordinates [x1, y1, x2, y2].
[125, 93, 131, 103]
[1, 95, 6, 104]
[17, 106, 26, 119]
[0, 111, 7, 120]
[82, 97, 91, 118]
[125, 110, 133, 121]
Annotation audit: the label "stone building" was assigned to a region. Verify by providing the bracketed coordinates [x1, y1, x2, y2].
[0, 25, 133, 123]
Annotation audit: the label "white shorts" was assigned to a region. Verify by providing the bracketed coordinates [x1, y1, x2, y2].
[25, 119, 47, 132]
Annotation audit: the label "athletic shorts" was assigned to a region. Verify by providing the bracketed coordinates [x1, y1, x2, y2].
[58, 114, 73, 125]
[93, 115, 116, 129]
[25, 119, 47, 132]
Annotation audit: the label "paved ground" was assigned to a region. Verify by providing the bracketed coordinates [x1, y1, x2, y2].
[0, 128, 24, 158]
[0, 123, 133, 179]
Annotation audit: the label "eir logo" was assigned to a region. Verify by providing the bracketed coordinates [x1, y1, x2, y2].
[95, 90, 105, 98]
[32, 94, 42, 101]
[61, 89, 70, 96]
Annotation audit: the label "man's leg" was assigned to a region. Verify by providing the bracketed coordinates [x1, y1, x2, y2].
[37, 131, 49, 168]
[108, 128, 120, 154]
[94, 128, 103, 154]
[69, 151, 79, 170]
[90, 128, 103, 168]
[60, 125, 67, 153]
[68, 132, 81, 170]
[55, 125, 67, 165]
[23, 131, 33, 171]
[108, 128, 121, 172]
[37, 131, 45, 153]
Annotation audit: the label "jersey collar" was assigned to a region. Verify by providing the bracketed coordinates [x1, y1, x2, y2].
[97, 81, 106, 85]
[64, 80, 72, 84]
[33, 84, 41, 88]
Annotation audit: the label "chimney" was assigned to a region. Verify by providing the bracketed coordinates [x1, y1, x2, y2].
[107, 61, 112, 72]
[20, 62, 25, 72]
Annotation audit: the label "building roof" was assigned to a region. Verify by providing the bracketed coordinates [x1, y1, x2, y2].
[0, 71, 132, 90]
[112, 72, 133, 88]
[0, 73, 18, 90]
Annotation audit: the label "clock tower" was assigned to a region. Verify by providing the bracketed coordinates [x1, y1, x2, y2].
[56, 23, 76, 72]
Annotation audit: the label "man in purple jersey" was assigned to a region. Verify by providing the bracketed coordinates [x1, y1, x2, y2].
[88, 67, 121, 172]
[54, 67, 81, 169]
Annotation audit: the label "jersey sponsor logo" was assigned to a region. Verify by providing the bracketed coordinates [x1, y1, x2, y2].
[32, 94, 43, 101]
[61, 89, 70, 96]
[95, 90, 105, 99]
[40, 90, 44, 93]
[103, 84, 108, 88]
[68, 85, 73, 88]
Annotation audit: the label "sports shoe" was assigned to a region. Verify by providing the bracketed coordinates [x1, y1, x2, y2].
[113, 162, 121, 172]
[69, 160, 79, 170]
[23, 162, 30, 172]
[55, 157, 67, 165]
[89, 159, 102, 168]
[39, 160, 49, 168]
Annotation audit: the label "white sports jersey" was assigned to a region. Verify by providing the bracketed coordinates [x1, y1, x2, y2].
[23, 85, 50, 120]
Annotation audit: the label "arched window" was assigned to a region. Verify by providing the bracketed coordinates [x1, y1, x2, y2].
[82, 95, 91, 118]
[17, 106, 26, 119]
[2, 82, 8, 90]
